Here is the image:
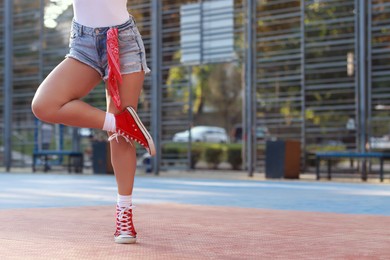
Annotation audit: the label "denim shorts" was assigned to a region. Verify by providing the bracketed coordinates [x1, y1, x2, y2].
[65, 15, 150, 80]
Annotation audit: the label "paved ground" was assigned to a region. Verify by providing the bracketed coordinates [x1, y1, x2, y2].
[0, 171, 389, 259]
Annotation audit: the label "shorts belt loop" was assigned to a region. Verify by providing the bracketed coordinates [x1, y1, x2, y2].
[79, 25, 83, 36]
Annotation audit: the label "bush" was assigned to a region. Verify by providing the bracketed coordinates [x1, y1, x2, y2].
[162, 143, 203, 168]
[306, 144, 347, 167]
[227, 145, 242, 170]
[162, 146, 181, 157]
[161, 144, 181, 165]
[190, 146, 202, 169]
[204, 145, 224, 169]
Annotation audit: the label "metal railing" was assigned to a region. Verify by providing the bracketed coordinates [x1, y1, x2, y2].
[0, 0, 389, 175]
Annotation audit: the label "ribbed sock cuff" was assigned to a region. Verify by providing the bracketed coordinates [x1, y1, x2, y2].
[102, 112, 116, 132]
[117, 194, 132, 208]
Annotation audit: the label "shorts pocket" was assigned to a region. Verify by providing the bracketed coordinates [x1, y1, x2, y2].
[118, 27, 136, 43]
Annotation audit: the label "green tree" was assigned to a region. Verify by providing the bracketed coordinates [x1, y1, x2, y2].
[206, 63, 242, 131]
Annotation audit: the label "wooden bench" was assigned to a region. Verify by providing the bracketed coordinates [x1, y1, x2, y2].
[33, 150, 84, 173]
[315, 152, 390, 182]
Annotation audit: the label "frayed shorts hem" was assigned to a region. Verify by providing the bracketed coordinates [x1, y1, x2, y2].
[103, 66, 151, 81]
[65, 55, 104, 78]
[65, 55, 151, 82]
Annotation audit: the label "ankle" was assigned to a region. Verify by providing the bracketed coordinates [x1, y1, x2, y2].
[117, 193, 132, 208]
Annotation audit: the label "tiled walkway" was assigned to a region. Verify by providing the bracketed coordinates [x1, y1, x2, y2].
[0, 172, 389, 259]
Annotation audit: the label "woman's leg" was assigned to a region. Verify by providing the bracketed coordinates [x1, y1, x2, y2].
[31, 58, 105, 128]
[106, 71, 145, 195]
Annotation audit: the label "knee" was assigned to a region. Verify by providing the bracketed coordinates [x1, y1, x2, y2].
[31, 97, 57, 123]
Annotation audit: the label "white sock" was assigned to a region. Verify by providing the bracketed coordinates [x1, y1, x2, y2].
[117, 194, 132, 208]
[102, 112, 116, 132]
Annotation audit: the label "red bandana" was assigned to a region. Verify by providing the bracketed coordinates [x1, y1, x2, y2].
[107, 28, 122, 111]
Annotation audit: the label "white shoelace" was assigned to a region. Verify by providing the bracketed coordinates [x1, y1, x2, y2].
[117, 205, 136, 235]
[118, 205, 136, 221]
[108, 131, 134, 147]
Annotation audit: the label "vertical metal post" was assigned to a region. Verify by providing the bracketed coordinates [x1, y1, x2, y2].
[187, 66, 193, 170]
[59, 125, 64, 151]
[199, 0, 204, 65]
[35, 0, 45, 153]
[300, 0, 306, 171]
[245, 0, 256, 176]
[3, 0, 13, 171]
[358, 0, 368, 180]
[39, 0, 44, 83]
[354, 0, 359, 151]
[367, 0, 372, 150]
[151, 0, 162, 175]
[34, 119, 39, 152]
[358, 0, 368, 152]
[58, 125, 64, 164]
[72, 128, 80, 152]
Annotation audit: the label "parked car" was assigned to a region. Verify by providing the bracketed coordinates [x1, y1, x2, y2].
[172, 126, 229, 143]
[231, 124, 270, 142]
[370, 135, 390, 149]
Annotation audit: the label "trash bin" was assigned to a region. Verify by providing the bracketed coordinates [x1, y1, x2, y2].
[265, 140, 301, 179]
[92, 141, 114, 174]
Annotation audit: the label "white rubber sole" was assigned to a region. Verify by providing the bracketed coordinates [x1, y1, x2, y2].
[127, 106, 156, 156]
[114, 236, 137, 244]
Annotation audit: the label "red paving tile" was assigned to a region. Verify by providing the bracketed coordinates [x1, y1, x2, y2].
[0, 204, 389, 259]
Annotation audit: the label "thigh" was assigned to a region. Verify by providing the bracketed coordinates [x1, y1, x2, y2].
[106, 71, 145, 113]
[33, 58, 102, 108]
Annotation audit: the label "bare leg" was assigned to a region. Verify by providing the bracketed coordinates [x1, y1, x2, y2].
[32, 58, 105, 129]
[106, 71, 144, 195]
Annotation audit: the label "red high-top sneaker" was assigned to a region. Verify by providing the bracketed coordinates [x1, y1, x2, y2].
[110, 106, 156, 156]
[114, 205, 137, 244]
